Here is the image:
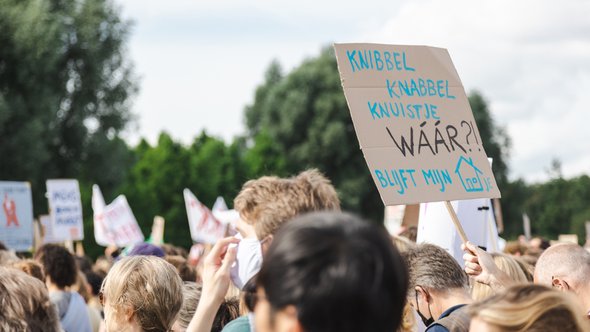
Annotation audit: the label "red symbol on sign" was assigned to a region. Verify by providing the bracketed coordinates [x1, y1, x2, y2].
[3, 194, 19, 227]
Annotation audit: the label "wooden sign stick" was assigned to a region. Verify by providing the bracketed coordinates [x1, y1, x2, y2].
[444, 201, 469, 244]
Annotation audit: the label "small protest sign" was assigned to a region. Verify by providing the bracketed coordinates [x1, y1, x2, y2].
[46, 179, 84, 241]
[101, 196, 144, 247]
[0, 182, 33, 251]
[333, 44, 500, 205]
[184, 189, 226, 244]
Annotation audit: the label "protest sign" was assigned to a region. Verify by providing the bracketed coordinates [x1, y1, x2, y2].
[149, 216, 165, 245]
[101, 196, 144, 247]
[92, 184, 115, 246]
[0, 182, 33, 251]
[46, 179, 84, 241]
[333, 44, 500, 205]
[39, 214, 65, 244]
[184, 189, 226, 244]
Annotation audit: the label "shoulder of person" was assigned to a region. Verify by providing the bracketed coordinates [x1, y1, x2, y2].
[221, 316, 250, 332]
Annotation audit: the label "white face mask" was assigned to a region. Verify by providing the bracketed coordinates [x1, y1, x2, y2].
[230, 236, 263, 289]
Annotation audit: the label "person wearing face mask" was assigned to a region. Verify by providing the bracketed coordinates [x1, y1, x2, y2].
[229, 169, 341, 291]
[187, 170, 340, 332]
[403, 243, 472, 332]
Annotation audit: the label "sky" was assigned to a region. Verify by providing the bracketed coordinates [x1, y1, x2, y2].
[118, 0, 590, 183]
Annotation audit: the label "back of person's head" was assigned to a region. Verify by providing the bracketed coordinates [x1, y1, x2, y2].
[34, 244, 77, 289]
[101, 255, 183, 332]
[75, 255, 93, 274]
[11, 259, 44, 282]
[504, 241, 527, 256]
[0, 266, 60, 331]
[256, 212, 408, 332]
[212, 297, 240, 332]
[472, 253, 530, 301]
[534, 243, 590, 287]
[468, 284, 590, 332]
[127, 242, 165, 257]
[160, 244, 188, 258]
[403, 243, 468, 295]
[85, 271, 104, 297]
[234, 169, 340, 240]
[165, 255, 197, 282]
[529, 237, 551, 251]
[174, 282, 202, 331]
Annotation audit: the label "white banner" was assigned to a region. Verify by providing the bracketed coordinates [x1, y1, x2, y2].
[0, 181, 34, 251]
[92, 185, 115, 246]
[417, 198, 499, 267]
[46, 179, 84, 241]
[184, 189, 226, 244]
[102, 196, 144, 247]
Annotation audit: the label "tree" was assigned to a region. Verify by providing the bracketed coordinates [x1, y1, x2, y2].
[0, 0, 136, 218]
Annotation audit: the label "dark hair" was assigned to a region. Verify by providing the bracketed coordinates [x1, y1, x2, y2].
[242, 274, 258, 312]
[257, 212, 408, 332]
[85, 271, 104, 296]
[75, 256, 93, 274]
[34, 244, 77, 289]
[212, 297, 240, 332]
[0, 241, 7, 251]
[403, 243, 468, 295]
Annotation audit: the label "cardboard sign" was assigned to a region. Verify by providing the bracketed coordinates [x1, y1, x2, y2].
[184, 189, 226, 244]
[46, 179, 84, 241]
[102, 196, 144, 247]
[334, 44, 500, 205]
[0, 181, 33, 251]
[149, 216, 165, 245]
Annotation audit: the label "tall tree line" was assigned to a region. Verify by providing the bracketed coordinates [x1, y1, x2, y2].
[1, 1, 588, 257]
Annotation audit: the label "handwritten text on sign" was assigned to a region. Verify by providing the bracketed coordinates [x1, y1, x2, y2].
[334, 44, 501, 205]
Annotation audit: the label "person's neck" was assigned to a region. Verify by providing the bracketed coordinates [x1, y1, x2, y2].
[45, 279, 64, 293]
[432, 289, 472, 319]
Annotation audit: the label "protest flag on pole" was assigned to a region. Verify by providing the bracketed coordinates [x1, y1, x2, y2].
[183, 189, 226, 244]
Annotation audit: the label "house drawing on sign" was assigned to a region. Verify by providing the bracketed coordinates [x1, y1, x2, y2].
[455, 156, 484, 192]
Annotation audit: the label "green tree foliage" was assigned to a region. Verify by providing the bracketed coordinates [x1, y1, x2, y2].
[120, 132, 247, 250]
[0, 0, 136, 218]
[468, 92, 510, 190]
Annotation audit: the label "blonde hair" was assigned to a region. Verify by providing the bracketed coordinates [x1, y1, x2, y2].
[234, 169, 340, 239]
[0, 266, 60, 331]
[102, 256, 183, 332]
[472, 253, 529, 301]
[469, 284, 590, 332]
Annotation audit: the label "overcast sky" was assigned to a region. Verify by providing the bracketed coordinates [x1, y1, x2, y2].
[119, 0, 590, 183]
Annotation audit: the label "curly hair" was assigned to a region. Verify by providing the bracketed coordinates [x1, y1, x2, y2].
[234, 169, 340, 239]
[34, 244, 77, 289]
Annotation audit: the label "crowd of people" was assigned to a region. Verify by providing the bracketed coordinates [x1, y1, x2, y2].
[1, 169, 590, 332]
